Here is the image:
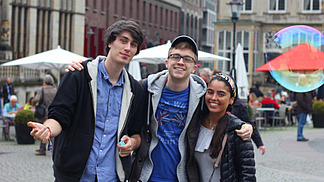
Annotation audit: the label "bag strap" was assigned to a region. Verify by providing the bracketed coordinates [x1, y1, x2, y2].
[40, 87, 44, 104]
[214, 132, 228, 168]
[209, 132, 229, 182]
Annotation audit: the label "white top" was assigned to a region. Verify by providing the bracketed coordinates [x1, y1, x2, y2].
[194, 125, 221, 182]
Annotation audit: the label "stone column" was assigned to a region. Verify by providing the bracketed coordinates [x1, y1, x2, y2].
[0, 0, 12, 60]
[71, 0, 85, 55]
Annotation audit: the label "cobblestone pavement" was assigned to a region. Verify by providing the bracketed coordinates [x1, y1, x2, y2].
[1, 126, 324, 181]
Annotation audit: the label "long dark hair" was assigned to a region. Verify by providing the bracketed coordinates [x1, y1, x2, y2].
[202, 74, 238, 158]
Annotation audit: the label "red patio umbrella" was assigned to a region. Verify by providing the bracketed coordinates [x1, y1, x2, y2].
[256, 43, 324, 72]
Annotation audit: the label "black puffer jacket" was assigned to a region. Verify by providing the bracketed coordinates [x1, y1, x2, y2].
[187, 114, 256, 182]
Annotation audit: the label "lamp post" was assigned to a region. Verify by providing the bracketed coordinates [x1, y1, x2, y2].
[227, 0, 243, 81]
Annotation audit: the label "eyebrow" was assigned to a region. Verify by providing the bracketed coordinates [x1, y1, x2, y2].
[207, 88, 227, 94]
[120, 35, 137, 44]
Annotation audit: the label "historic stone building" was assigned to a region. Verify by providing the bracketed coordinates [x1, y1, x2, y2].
[84, 0, 204, 77]
[0, 0, 85, 105]
[215, 0, 324, 87]
[84, 0, 203, 58]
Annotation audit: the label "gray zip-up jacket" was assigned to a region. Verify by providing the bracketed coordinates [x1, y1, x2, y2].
[137, 70, 207, 182]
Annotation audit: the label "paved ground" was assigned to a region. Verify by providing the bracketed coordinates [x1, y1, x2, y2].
[1, 125, 324, 182]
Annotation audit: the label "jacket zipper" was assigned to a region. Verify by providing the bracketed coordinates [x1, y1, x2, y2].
[119, 93, 134, 180]
[81, 81, 96, 178]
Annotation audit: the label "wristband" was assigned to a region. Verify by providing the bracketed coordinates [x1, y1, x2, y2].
[46, 127, 53, 151]
[46, 126, 51, 137]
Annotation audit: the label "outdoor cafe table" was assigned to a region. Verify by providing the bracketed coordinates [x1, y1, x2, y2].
[256, 107, 275, 130]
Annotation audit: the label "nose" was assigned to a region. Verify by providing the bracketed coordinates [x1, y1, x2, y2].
[177, 57, 185, 64]
[210, 93, 218, 100]
[124, 43, 131, 51]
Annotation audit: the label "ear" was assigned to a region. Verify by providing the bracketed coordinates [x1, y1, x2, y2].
[165, 59, 169, 69]
[229, 97, 235, 105]
[191, 64, 198, 74]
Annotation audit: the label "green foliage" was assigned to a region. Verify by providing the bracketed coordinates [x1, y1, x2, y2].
[313, 101, 324, 114]
[13, 109, 35, 126]
[247, 105, 254, 119]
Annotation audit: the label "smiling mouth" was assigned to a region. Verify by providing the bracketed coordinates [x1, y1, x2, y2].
[210, 103, 219, 106]
[175, 67, 185, 71]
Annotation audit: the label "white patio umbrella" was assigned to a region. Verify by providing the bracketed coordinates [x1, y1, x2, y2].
[1, 46, 87, 83]
[235, 44, 249, 99]
[133, 40, 230, 64]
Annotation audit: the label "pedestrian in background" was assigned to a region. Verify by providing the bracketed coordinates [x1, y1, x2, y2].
[249, 82, 264, 99]
[2, 95, 20, 141]
[199, 67, 211, 85]
[2, 77, 14, 106]
[32, 75, 57, 156]
[249, 92, 260, 107]
[23, 97, 35, 111]
[296, 91, 313, 141]
[316, 84, 324, 101]
[189, 73, 256, 181]
[0, 78, 2, 116]
[28, 20, 146, 181]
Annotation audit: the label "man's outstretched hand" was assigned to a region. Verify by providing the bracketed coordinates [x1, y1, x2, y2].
[27, 122, 50, 144]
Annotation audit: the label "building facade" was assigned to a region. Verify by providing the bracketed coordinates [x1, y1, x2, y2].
[84, 0, 205, 59]
[215, 0, 324, 87]
[0, 0, 85, 105]
[84, 0, 204, 76]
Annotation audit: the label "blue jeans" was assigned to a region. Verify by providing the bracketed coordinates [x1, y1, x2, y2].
[297, 113, 307, 139]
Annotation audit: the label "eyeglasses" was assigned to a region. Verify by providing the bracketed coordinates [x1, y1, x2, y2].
[168, 54, 196, 64]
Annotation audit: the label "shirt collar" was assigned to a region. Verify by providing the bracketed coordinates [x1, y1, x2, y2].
[99, 59, 124, 86]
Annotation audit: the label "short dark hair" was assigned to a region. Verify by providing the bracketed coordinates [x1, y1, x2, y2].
[105, 20, 144, 55]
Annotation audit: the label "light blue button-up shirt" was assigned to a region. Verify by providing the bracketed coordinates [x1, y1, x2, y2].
[80, 60, 124, 182]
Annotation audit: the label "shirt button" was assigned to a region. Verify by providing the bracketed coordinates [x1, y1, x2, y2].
[100, 150, 102, 152]
[106, 120, 109, 122]
[104, 135, 106, 137]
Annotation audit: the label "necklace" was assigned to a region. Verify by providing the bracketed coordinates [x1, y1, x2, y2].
[205, 116, 217, 130]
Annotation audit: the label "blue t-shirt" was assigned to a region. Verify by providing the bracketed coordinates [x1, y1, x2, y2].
[150, 85, 189, 181]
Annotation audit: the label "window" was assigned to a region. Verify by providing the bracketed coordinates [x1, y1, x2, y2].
[217, 30, 232, 73]
[253, 31, 259, 72]
[149, 3, 152, 23]
[143, 1, 146, 21]
[93, 0, 97, 10]
[242, 0, 252, 12]
[114, 0, 118, 14]
[165, 9, 168, 27]
[129, 0, 133, 17]
[269, 0, 285, 12]
[303, 0, 320, 12]
[237, 30, 250, 73]
[160, 7, 163, 26]
[122, 0, 126, 16]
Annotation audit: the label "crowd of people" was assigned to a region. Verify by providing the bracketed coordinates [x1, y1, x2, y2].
[1, 20, 322, 181]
